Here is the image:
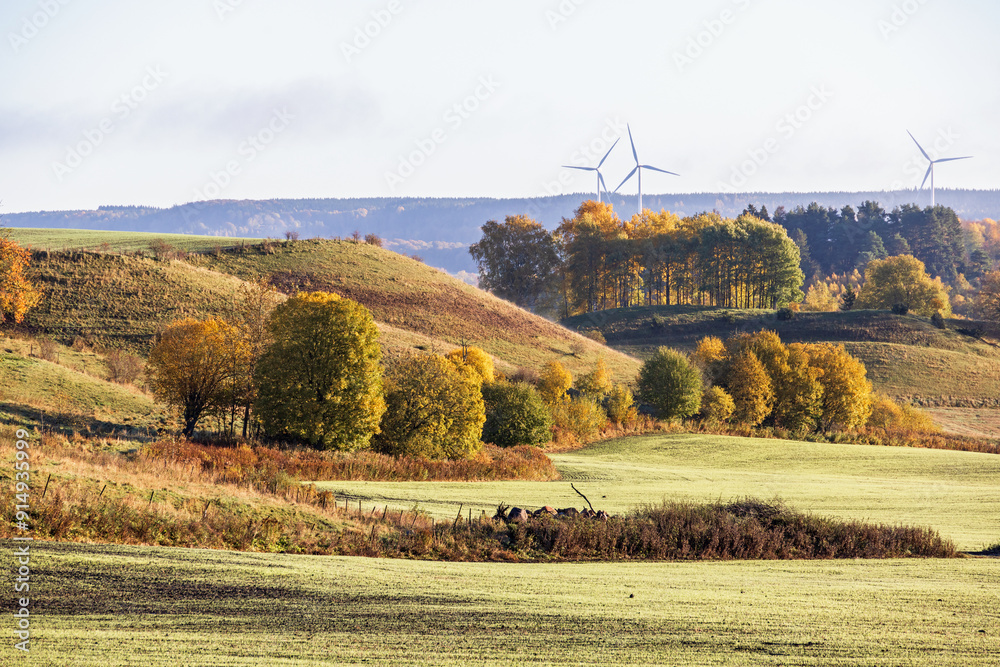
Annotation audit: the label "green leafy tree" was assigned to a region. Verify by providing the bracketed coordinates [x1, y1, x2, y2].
[374, 354, 486, 459]
[255, 292, 385, 451]
[637, 347, 703, 421]
[469, 215, 559, 311]
[481, 381, 553, 448]
[855, 255, 951, 316]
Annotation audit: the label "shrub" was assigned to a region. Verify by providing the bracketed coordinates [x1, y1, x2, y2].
[445, 345, 495, 385]
[637, 347, 703, 421]
[891, 303, 909, 315]
[700, 386, 735, 423]
[550, 396, 607, 441]
[481, 382, 553, 448]
[255, 292, 385, 451]
[776, 307, 795, 321]
[582, 329, 606, 344]
[576, 357, 612, 398]
[104, 349, 145, 385]
[606, 384, 638, 425]
[508, 366, 540, 385]
[374, 354, 485, 460]
[867, 394, 939, 434]
[37, 337, 59, 362]
[692, 336, 727, 368]
[284, 230, 300, 241]
[931, 310, 946, 329]
[364, 233, 383, 247]
[538, 360, 572, 405]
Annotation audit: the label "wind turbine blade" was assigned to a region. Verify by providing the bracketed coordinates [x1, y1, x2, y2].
[562, 165, 598, 172]
[598, 172, 609, 196]
[907, 130, 931, 161]
[598, 138, 620, 169]
[628, 125, 638, 164]
[934, 156, 974, 163]
[642, 165, 680, 177]
[615, 167, 638, 193]
[920, 165, 933, 190]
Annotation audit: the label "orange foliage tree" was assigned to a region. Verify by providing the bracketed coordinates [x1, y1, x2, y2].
[0, 237, 41, 324]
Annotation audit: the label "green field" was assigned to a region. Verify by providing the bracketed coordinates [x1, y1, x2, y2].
[17, 541, 999, 666]
[318, 434, 1000, 552]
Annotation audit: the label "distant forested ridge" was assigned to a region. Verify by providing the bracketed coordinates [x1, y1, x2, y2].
[5, 190, 1000, 276]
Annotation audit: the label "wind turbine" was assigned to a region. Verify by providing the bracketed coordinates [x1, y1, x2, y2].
[907, 130, 973, 207]
[562, 138, 620, 203]
[614, 124, 679, 216]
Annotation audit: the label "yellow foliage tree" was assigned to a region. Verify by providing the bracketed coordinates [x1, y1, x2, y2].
[0, 237, 41, 324]
[803, 343, 873, 431]
[148, 318, 238, 437]
[538, 360, 572, 406]
[855, 255, 951, 317]
[576, 357, 612, 397]
[692, 336, 727, 366]
[445, 345, 495, 385]
[606, 384, 638, 425]
[700, 386, 735, 423]
[726, 350, 774, 426]
[802, 281, 839, 312]
[255, 292, 385, 451]
[374, 353, 486, 460]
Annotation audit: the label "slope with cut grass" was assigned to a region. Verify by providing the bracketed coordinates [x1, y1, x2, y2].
[6, 227, 258, 253]
[566, 305, 1000, 404]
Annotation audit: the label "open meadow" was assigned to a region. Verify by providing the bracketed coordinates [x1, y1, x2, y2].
[6, 433, 1000, 665]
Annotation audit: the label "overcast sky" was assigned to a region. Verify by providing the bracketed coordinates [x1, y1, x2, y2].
[1, 0, 997, 213]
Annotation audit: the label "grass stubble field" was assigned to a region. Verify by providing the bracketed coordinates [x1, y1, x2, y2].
[6, 434, 1000, 666]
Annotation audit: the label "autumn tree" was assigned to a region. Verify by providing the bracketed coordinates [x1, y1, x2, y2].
[469, 215, 559, 312]
[255, 292, 385, 451]
[700, 386, 735, 423]
[538, 360, 572, 406]
[576, 357, 612, 398]
[855, 255, 951, 317]
[445, 344, 495, 385]
[606, 384, 638, 425]
[803, 343, 873, 431]
[221, 278, 282, 439]
[481, 381, 553, 448]
[374, 354, 485, 459]
[637, 347, 703, 421]
[147, 318, 236, 438]
[725, 350, 774, 426]
[0, 237, 41, 324]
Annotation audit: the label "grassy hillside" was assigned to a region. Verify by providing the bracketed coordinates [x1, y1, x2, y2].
[15, 232, 637, 380]
[321, 433, 1000, 552]
[6, 227, 258, 253]
[26, 542, 1000, 666]
[565, 305, 1000, 403]
[187, 239, 640, 379]
[0, 336, 169, 435]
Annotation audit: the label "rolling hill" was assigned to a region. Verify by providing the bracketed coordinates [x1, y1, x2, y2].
[14, 231, 640, 383]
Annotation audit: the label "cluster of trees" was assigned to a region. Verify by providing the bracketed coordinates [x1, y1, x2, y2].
[771, 202, 977, 283]
[148, 289, 590, 457]
[638, 331, 876, 433]
[472, 202, 805, 318]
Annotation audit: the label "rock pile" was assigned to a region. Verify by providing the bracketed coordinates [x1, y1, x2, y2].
[495, 504, 610, 523]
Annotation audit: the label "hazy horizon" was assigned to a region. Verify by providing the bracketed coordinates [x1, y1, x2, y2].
[2, 1, 997, 213]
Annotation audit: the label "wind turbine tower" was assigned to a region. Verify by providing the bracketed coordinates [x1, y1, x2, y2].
[614, 125, 679, 216]
[562, 138, 620, 204]
[907, 130, 973, 207]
